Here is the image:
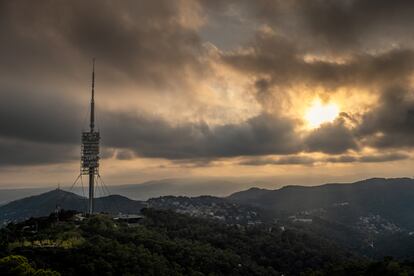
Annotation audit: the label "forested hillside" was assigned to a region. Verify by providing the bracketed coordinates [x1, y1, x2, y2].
[2, 209, 414, 275]
[0, 209, 357, 275]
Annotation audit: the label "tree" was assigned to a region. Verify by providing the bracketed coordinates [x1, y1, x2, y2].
[0, 255, 60, 276]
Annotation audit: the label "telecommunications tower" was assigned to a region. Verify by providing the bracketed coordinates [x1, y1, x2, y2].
[81, 59, 100, 214]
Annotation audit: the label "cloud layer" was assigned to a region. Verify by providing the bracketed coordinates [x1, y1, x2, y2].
[1, 0, 414, 173]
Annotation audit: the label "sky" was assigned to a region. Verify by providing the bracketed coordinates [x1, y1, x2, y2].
[2, 0, 414, 188]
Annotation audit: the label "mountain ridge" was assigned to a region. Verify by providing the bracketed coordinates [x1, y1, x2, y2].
[0, 177, 266, 204]
[232, 177, 414, 192]
[228, 177, 414, 229]
[0, 189, 146, 225]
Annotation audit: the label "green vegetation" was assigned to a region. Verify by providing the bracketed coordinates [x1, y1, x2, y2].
[0, 255, 60, 276]
[0, 209, 354, 275]
[1, 209, 414, 275]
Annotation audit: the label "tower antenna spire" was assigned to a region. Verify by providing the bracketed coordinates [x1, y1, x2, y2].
[90, 58, 95, 132]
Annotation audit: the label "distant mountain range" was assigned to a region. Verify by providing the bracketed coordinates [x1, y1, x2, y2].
[229, 177, 414, 230]
[0, 178, 271, 205]
[3, 177, 414, 232]
[104, 178, 257, 200]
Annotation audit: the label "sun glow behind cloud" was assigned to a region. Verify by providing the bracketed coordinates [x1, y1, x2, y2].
[305, 100, 340, 128]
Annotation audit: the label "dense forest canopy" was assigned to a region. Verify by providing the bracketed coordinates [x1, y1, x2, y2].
[0, 209, 413, 275]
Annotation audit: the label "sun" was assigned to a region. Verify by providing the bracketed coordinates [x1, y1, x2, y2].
[305, 100, 340, 128]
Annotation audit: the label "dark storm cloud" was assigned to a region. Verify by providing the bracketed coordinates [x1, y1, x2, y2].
[357, 86, 414, 148]
[304, 119, 358, 154]
[102, 112, 302, 159]
[358, 153, 410, 163]
[292, 0, 414, 51]
[326, 153, 410, 163]
[0, 87, 81, 145]
[0, 0, 205, 89]
[247, 0, 414, 53]
[0, 87, 85, 166]
[0, 137, 77, 166]
[240, 152, 409, 166]
[0, 86, 304, 164]
[222, 33, 414, 92]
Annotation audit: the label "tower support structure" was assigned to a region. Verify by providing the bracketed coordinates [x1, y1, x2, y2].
[81, 59, 100, 214]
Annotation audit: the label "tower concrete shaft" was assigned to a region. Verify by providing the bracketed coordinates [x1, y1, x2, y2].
[88, 172, 94, 214]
